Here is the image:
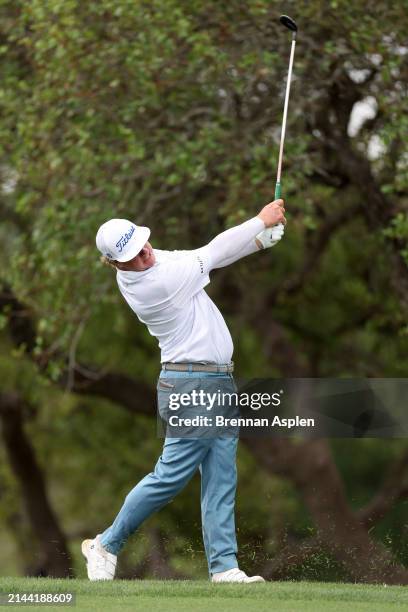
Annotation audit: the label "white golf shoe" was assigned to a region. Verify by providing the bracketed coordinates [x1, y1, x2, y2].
[81, 535, 117, 581]
[212, 568, 265, 583]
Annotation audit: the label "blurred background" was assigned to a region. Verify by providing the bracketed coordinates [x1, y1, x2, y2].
[0, 0, 407, 582]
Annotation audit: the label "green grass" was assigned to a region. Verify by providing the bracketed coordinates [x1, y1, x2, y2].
[0, 578, 407, 611]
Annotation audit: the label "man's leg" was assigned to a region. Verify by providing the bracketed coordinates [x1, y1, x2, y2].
[100, 437, 211, 554]
[200, 436, 239, 575]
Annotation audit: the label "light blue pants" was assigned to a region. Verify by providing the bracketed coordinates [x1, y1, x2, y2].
[100, 371, 239, 575]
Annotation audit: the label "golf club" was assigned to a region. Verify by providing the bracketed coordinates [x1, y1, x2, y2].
[275, 14, 298, 202]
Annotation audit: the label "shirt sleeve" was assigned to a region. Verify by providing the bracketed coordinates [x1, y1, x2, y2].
[162, 247, 212, 308]
[161, 217, 265, 307]
[206, 217, 265, 269]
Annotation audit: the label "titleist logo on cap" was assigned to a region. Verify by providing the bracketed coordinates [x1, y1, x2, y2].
[116, 226, 135, 253]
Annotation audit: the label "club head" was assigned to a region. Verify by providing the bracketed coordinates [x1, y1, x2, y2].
[280, 15, 298, 33]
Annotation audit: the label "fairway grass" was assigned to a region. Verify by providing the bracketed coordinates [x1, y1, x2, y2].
[0, 578, 407, 611]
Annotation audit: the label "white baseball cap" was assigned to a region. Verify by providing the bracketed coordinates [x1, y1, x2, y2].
[96, 218, 151, 262]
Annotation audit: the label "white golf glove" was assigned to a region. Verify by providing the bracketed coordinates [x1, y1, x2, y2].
[255, 223, 285, 249]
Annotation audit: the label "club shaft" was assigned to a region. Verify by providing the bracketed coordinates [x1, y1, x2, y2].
[276, 38, 296, 185]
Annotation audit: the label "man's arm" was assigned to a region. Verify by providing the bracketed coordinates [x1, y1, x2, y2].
[160, 200, 286, 307]
[206, 199, 286, 269]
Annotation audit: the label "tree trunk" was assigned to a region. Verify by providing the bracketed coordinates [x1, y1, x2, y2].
[0, 393, 73, 577]
[244, 437, 408, 584]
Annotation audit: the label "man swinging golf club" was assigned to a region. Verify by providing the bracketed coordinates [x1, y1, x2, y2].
[82, 10, 297, 584]
[82, 200, 286, 583]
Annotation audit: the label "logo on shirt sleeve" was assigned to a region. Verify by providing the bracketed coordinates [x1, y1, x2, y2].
[197, 254, 204, 274]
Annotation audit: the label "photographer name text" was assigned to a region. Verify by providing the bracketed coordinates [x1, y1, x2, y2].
[167, 415, 315, 429]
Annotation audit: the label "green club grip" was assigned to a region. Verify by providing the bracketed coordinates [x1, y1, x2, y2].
[274, 182, 281, 199]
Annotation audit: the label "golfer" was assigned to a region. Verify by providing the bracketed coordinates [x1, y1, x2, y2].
[82, 199, 286, 582]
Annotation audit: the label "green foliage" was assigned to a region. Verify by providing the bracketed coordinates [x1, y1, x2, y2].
[0, 0, 408, 580]
[0, 0, 406, 374]
[384, 213, 408, 265]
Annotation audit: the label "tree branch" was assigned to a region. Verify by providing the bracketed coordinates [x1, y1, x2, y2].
[357, 450, 408, 528]
[64, 366, 156, 416]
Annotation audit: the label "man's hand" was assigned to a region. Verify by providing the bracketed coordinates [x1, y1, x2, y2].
[257, 199, 286, 228]
[255, 224, 285, 250]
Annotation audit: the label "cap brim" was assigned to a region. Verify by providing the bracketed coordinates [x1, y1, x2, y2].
[116, 226, 151, 262]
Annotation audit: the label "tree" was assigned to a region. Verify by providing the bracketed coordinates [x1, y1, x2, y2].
[0, 0, 407, 580]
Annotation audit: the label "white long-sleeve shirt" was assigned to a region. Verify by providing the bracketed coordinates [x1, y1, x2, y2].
[116, 216, 265, 364]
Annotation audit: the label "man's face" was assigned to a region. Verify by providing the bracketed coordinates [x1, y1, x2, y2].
[119, 241, 155, 271]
